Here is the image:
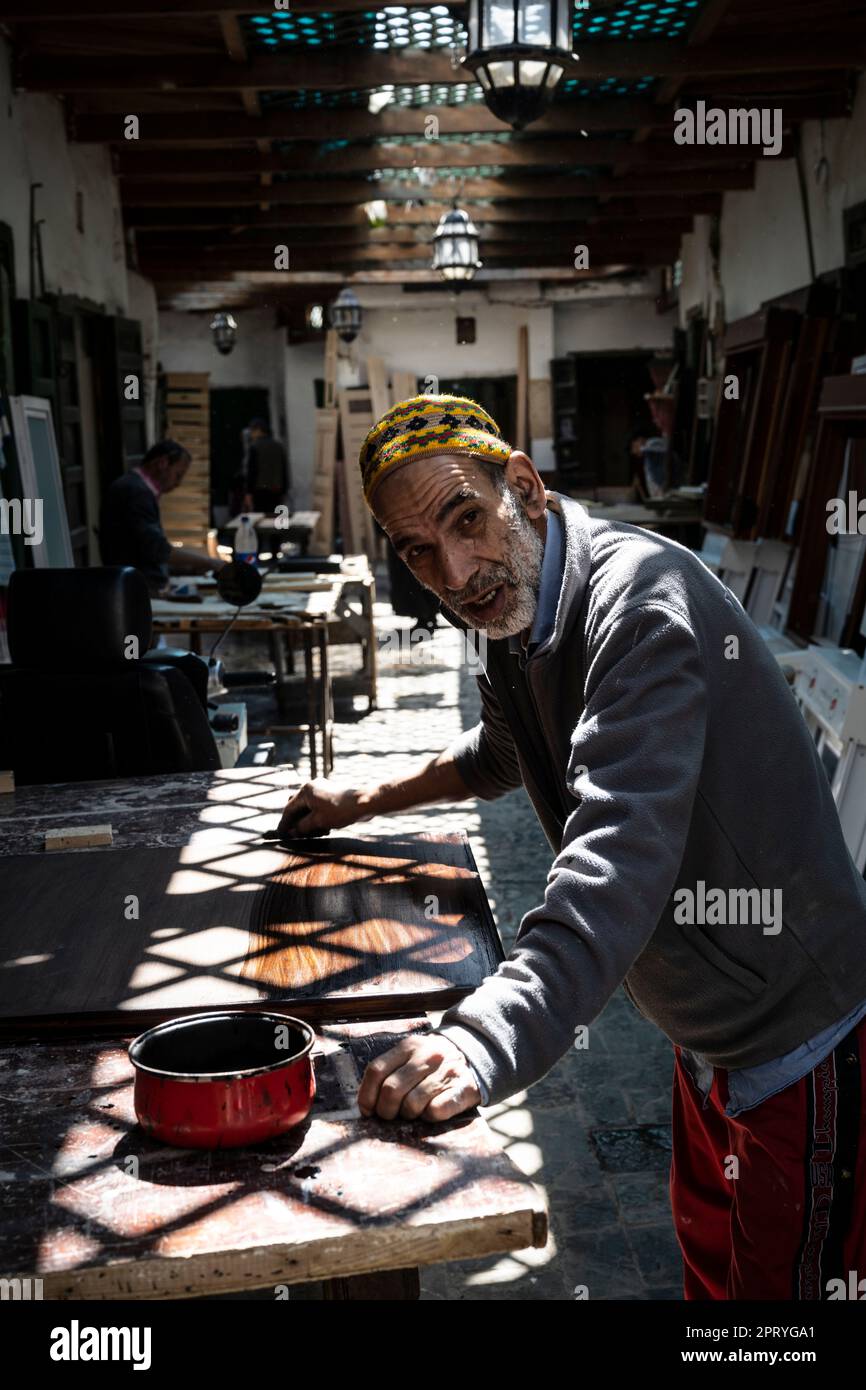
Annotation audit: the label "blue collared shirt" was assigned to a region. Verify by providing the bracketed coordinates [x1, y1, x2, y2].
[680, 997, 866, 1116]
[526, 506, 563, 654]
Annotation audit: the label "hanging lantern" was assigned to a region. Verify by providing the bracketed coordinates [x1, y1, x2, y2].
[210, 311, 238, 356]
[432, 207, 482, 283]
[463, 0, 577, 131]
[329, 287, 362, 344]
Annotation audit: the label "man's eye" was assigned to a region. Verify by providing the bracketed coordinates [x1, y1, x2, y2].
[407, 546, 427, 562]
[461, 510, 480, 527]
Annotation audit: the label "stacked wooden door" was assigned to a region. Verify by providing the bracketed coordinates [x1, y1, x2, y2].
[160, 372, 210, 548]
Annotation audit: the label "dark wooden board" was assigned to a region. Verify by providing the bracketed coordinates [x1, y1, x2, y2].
[0, 766, 302, 858]
[0, 833, 503, 1037]
[0, 1021, 546, 1298]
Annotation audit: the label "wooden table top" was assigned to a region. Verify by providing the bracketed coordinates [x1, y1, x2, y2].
[151, 580, 342, 628]
[0, 766, 302, 858]
[0, 770, 503, 1036]
[0, 1020, 546, 1298]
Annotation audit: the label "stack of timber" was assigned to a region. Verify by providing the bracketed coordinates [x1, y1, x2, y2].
[160, 372, 211, 548]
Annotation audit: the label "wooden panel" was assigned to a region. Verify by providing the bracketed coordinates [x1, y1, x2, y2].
[529, 378, 552, 440]
[704, 308, 802, 537]
[787, 376, 866, 640]
[366, 355, 389, 423]
[0, 1021, 545, 1298]
[0, 832, 503, 1036]
[338, 387, 376, 557]
[161, 372, 212, 390]
[516, 325, 529, 454]
[323, 328, 338, 408]
[161, 369, 210, 547]
[310, 405, 338, 554]
[391, 369, 417, 405]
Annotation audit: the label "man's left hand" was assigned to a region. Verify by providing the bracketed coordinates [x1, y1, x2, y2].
[357, 1033, 481, 1122]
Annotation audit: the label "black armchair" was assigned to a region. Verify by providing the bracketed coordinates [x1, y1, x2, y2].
[0, 567, 221, 785]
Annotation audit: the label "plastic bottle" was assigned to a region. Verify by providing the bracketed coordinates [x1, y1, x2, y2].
[234, 515, 258, 567]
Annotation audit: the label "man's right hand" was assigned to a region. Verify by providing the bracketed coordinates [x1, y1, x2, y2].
[277, 780, 365, 838]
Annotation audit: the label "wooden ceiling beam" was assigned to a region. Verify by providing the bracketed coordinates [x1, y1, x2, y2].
[142, 257, 675, 287]
[15, 39, 864, 93]
[136, 216, 693, 250]
[139, 239, 680, 269]
[631, 0, 733, 151]
[125, 195, 722, 229]
[2, 0, 457, 13]
[122, 168, 754, 207]
[115, 137, 790, 179]
[69, 91, 849, 144]
[69, 99, 662, 144]
[149, 266, 658, 302]
[218, 13, 261, 121]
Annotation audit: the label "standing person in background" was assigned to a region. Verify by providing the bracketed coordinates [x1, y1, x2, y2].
[242, 418, 291, 517]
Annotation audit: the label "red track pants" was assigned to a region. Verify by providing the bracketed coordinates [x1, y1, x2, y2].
[670, 1015, 866, 1300]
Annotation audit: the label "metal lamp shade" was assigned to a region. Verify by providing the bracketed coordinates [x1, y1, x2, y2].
[329, 287, 362, 343]
[210, 311, 238, 356]
[432, 208, 482, 283]
[464, 0, 576, 130]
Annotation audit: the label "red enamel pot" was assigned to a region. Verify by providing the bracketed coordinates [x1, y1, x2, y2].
[129, 1010, 316, 1149]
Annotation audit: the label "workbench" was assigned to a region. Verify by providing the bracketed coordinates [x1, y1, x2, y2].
[0, 1020, 544, 1299]
[0, 768, 546, 1298]
[151, 585, 336, 777]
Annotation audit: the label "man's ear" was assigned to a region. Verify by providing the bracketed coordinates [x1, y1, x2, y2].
[505, 450, 546, 519]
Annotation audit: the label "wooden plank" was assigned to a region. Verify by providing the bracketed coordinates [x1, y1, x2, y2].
[323, 329, 338, 409]
[0, 832, 502, 1035]
[0, 767, 300, 857]
[164, 373, 209, 389]
[338, 388, 377, 558]
[516, 326, 529, 455]
[391, 370, 418, 406]
[118, 136, 793, 178]
[74, 96, 666, 144]
[17, 41, 862, 94]
[0, 1, 453, 12]
[162, 370, 211, 546]
[366, 356, 389, 425]
[310, 406, 339, 555]
[529, 379, 553, 441]
[125, 169, 756, 208]
[0, 1020, 545, 1298]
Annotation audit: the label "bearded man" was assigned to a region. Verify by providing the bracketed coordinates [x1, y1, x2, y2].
[279, 395, 866, 1300]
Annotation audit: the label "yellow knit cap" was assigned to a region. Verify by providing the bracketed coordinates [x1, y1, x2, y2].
[359, 394, 512, 501]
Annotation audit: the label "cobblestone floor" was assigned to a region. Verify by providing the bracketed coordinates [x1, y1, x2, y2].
[220, 581, 684, 1301]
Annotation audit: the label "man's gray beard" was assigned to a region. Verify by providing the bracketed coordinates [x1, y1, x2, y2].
[480, 487, 545, 639]
[407, 485, 545, 637]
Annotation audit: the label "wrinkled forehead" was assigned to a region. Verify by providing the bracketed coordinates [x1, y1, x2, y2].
[372, 453, 498, 532]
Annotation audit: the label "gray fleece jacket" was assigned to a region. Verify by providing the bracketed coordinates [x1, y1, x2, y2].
[438, 492, 866, 1106]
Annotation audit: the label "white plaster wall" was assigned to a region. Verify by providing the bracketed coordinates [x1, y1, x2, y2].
[158, 307, 287, 437]
[285, 290, 558, 506]
[0, 37, 128, 310]
[679, 76, 866, 325]
[554, 295, 673, 354]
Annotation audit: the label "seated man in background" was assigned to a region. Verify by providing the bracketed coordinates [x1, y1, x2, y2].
[100, 439, 213, 594]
